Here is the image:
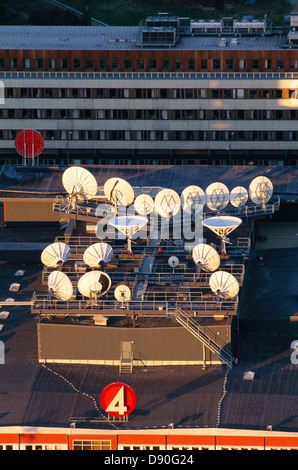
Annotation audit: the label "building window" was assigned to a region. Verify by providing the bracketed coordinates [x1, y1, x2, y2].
[226, 59, 233, 70]
[124, 59, 131, 69]
[137, 59, 144, 70]
[175, 59, 182, 70]
[10, 58, 17, 69]
[73, 440, 111, 451]
[150, 59, 157, 69]
[0, 59, 4, 68]
[112, 59, 119, 69]
[99, 59, 106, 69]
[48, 59, 55, 69]
[23, 59, 30, 69]
[277, 59, 284, 70]
[74, 59, 81, 69]
[188, 59, 195, 69]
[162, 59, 169, 70]
[290, 59, 297, 69]
[239, 59, 246, 69]
[86, 59, 94, 69]
[201, 59, 208, 69]
[61, 59, 68, 69]
[264, 59, 271, 69]
[213, 59, 220, 70]
[36, 59, 43, 69]
[251, 59, 259, 69]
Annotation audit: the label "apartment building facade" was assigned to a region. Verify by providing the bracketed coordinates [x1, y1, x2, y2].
[1, 13, 298, 166]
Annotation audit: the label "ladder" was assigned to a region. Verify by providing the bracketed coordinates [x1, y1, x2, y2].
[119, 341, 133, 374]
[174, 307, 233, 369]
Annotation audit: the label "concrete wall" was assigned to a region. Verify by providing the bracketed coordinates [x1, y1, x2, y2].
[37, 322, 231, 367]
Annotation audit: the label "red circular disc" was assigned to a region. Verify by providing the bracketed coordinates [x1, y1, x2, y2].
[100, 382, 136, 417]
[15, 129, 44, 158]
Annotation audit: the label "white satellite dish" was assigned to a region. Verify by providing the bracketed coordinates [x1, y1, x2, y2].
[83, 243, 113, 268]
[192, 244, 220, 279]
[202, 216, 242, 255]
[62, 166, 98, 208]
[114, 285, 131, 307]
[181, 185, 205, 213]
[41, 242, 71, 268]
[249, 176, 273, 208]
[155, 188, 181, 218]
[168, 256, 179, 272]
[48, 271, 73, 302]
[230, 186, 248, 208]
[134, 194, 155, 215]
[103, 177, 134, 214]
[109, 215, 148, 253]
[205, 182, 230, 211]
[78, 271, 112, 302]
[209, 271, 239, 307]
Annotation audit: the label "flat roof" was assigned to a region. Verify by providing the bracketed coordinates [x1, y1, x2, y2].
[0, 25, 284, 51]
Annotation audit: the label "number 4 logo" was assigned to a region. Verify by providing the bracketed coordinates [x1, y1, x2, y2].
[100, 382, 136, 418]
[106, 386, 127, 416]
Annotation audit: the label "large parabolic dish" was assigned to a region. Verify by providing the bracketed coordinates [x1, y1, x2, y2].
[205, 182, 230, 212]
[202, 216, 242, 254]
[62, 166, 98, 204]
[209, 271, 239, 303]
[103, 177, 134, 214]
[155, 188, 181, 218]
[181, 185, 205, 213]
[109, 215, 148, 253]
[134, 194, 155, 215]
[41, 242, 71, 268]
[192, 243, 221, 276]
[83, 243, 113, 268]
[78, 271, 112, 301]
[249, 176, 273, 208]
[230, 186, 248, 208]
[48, 271, 73, 302]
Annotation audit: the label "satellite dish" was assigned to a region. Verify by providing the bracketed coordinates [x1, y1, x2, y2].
[103, 177, 134, 214]
[249, 176, 273, 208]
[83, 243, 113, 268]
[155, 188, 181, 218]
[109, 215, 148, 253]
[134, 194, 155, 215]
[181, 185, 205, 213]
[192, 244, 220, 279]
[168, 256, 179, 272]
[78, 271, 112, 302]
[114, 285, 131, 307]
[230, 186, 248, 208]
[41, 242, 71, 268]
[62, 166, 98, 207]
[48, 271, 73, 302]
[205, 182, 230, 211]
[202, 216, 242, 255]
[209, 271, 239, 307]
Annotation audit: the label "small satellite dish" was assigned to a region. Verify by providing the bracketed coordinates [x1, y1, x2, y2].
[205, 182, 230, 211]
[41, 242, 71, 268]
[168, 256, 179, 272]
[83, 243, 113, 268]
[202, 216, 242, 255]
[155, 188, 181, 218]
[114, 285, 131, 306]
[230, 186, 248, 208]
[103, 177, 134, 214]
[249, 176, 273, 208]
[192, 244, 220, 276]
[48, 271, 73, 302]
[62, 166, 98, 208]
[181, 185, 205, 213]
[78, 271, 112, 301]
[134, 194, 155, 215]
[209, 271, 239, 306]
[109, 215, 148, 253]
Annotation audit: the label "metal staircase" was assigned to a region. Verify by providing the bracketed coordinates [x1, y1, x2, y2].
[174, 308, 233, 368]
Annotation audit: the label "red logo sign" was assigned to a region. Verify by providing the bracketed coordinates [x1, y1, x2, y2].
[15, 129, 44, 158]
[100, 382, 136, 417]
